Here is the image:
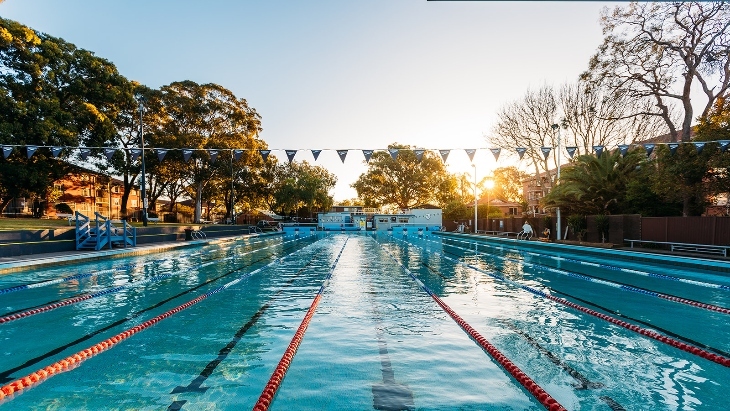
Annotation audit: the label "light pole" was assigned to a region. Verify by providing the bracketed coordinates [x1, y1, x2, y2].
[472, 163, 477, 233]
[551, 122, 562, 240]
[485, 177, 494, 230]
[138, 97, 148, 227]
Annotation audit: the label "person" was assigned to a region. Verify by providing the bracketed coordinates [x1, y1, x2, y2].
[542, 227, 550, 239]
[520, 221, 533, 240]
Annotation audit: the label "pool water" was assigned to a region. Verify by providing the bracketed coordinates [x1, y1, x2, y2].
[0, 232, 728, 410]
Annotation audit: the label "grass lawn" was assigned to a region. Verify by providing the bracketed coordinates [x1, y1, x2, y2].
[0, 217, 189, 231]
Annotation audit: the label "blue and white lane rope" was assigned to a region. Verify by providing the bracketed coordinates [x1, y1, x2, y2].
[442, 236, 729, 291]
[425, 236, 730, 315]
[386, 236, 730, 367]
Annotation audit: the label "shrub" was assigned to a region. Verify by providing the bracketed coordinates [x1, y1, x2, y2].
[55, 203, 73, 214]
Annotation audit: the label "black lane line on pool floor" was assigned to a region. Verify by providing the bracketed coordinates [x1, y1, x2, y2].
[430, 244, 730, 359]
[169, 256, 318, 400]
[0, 239, 317, 384]
[365, 269, 415, 411]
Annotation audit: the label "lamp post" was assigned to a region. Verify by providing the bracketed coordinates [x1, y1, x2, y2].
[485, 177, 494, 230]
[138, 97, 148, 227]
[472, 163, 477, 233]
[551, 122, 562, 240]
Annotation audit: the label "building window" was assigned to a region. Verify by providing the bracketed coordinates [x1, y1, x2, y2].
[82, 188, 90, 197]
[509, 207, 518, 215]
[113, 198, 119, 206]
[131, 200, 137, 207]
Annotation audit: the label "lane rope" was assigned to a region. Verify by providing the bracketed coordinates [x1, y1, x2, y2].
[252, 238, 348, 411]
[395, 236, 730, 367]
[0, 236, 324, 402]
[376, 238, 567, 411]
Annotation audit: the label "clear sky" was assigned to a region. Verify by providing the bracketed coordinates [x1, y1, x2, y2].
[0, 0, 615, 201]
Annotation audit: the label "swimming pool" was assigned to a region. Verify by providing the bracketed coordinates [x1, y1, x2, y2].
[0, 231, 728, 410]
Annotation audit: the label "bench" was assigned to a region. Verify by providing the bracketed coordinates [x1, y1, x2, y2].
[625, 239, 729, 257]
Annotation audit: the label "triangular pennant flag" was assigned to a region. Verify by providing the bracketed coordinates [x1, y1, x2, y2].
[414, 149, 425, 162]
[337, 149, 348, 163]
[593, 145, 604, 157]
[2, 146, 12, 159]
[618, 144, 630, 157]
[52, 146, 63, 158]
[668, 143, 679, 155]
[26, 145, 37, 159]
[465, 149, 476, 162]
[490, 148, 501, 161]
[285, 150, 297, 163]
[156, 148, 168, 162]
[540, 147, 551, 159]
[566, 146, 577, 159]
[182, 149, 193, 162]
[208, 149, 219, 163]
[693, 142, 705, 154]
[389, 148, 399, 160]
[233, 149, 243, 161]
[516, 147, 527, 160]
[130, 148, 142, 162]
[643, 143, 655, 157]
[362, 150, 373, 163]
[439, 149, 450, 162]
[79, 148, 91, 160]
[259, 150, 271, 161]
[311, 149, 321, 161]
[719, 140, 730, 153]
[104, 148, 116, 160]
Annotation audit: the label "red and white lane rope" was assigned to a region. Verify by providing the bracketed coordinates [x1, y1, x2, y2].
[377, 240, 567, 411]
[252, 239, 348, 411]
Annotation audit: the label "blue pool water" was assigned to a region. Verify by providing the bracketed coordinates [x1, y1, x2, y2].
[0, 232, 728, 410]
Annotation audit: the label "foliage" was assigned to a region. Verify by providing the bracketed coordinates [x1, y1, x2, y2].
[490, 166, 527, 203]
[594, 214, 609, 243]
[268, 161, 336, 218]
[54, 203, 73, 214]
[566, 214, 587, 241]
[352, 143, 455, 210]
[649, 143, 715, 216]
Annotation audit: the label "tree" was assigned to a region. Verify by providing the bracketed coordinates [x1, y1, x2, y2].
[583, 2, 730, 142]
[490, 166, 527, 203]
[352, 144, 455, 210]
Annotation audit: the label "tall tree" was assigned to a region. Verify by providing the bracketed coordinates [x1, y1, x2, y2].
[583, 2, 730, 142]
[490, 166, 528, 203]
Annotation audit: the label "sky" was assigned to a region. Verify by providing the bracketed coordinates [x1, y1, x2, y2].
[0, 0, 617, 201]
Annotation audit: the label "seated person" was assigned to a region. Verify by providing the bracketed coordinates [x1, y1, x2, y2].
[541, 227, 551, 240]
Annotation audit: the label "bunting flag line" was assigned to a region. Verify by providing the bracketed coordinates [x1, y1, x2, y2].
[490, 147, 501, 161]
[52, 146, 63, 158]
[2, 146, 12, 159]
[208, 149, 219, 163]
[389, 148, 399, 161]
[540, 147, 551, 159]
[516, 147, 526, 160]
[337, 149, 348, 163]
[311, 149, 321, 161]
[26, 145, 37, 159]
[415, 149, 425, 162]
[593, 145, 604, 157]
[694, 142, 705, 154]
[156, 148, 168, 162]
[182, 149, 193, 162]
[439, 149, 450, 162]
[465, 148, 476, 162]
[668, 143, 679, 155]
[362, 150, 373, 163]
[720, 141, 730, 153]
[104, 148, 116, 160]
[234, 149, 243, 161]
[566, 146, 577, 159]
[259, 150, 270, 162]
[618, 144, 630, 157]
[130, 148, 141, 162]
[79, 148, 91, 160]
[643, 143, 655, 157]
[285, 150, 297, 163]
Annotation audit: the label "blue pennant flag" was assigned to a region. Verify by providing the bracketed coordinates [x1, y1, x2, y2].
[439, 149, 450, 162]
[233, 149, 243, 161]
[465, 148, 476, 162]
[389, 148, 399, 160]
[259, 150, 271, 161]
[490, 148, 501, 161]
[566, 146, 577, 159]
[618, 144, 630, 157]
[718, 140, 730, 153]
[362, 150, 373, 163]
[337, 149, 348, 163]
[285, 150, 297, 163]
[668, 143, 679, 155]
[593, 145, 604, 157]
[26, 145, 37, 159]
[540, 147, 551, 159]
[104, 148, 116, 160]
[516, 147, 527, 160]
[156, 148, 168, 162]
[311, 149, 321, 161]
[182, 149, 194, 162]
[2, 145, 12, 159]
[79, 148, 91, 160]
[643, 143, 655, 157]
[130, 148, 142, 162]
[52, 146, 63, 158]
[415, 149, 425, 162]
[693, 142, 705, 154]
[208, 149, 219, 163]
